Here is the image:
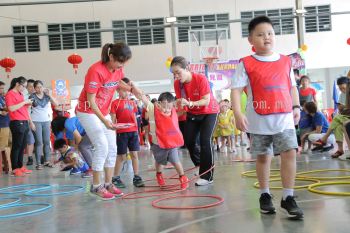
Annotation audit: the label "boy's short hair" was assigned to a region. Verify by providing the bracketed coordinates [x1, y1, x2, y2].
[0, 81, 5, 86]
[54, 139, 67, 150]
[158, 92, 175, 103]
[304, 101, 317, 114]
[300, 75, 310, 82]
[337, 76, 349, 85]
[248, 16, 273, 34]
[27, 79, 35, 84]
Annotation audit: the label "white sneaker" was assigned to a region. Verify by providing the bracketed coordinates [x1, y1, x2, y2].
[229, 148, 236, 153]
[235, 143, 240, 147]
[195, 178, 213, 186]
[220, 146, 227, 153]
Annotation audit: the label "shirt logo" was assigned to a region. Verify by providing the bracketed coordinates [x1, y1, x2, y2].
[89, 81, 98, 89]
[103, 81, 119, 88]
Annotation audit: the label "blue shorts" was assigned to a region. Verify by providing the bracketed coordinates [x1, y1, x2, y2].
[117, 131, 140, 155]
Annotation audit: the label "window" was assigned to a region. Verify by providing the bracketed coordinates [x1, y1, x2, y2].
[13, 25, 40, 52]
[305, 5, 331, 33]
[48, 22, 101, 51]
[240, 8, 295, 37]
[112, 18, 165, 46]
[177, 13, 230, 42]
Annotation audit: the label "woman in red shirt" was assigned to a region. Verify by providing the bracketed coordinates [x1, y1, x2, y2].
[172, 56, 219, 186]
[76, 42, 141, 200]
[5, 76, 34, 176]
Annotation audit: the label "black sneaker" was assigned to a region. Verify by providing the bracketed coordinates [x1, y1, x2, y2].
[281, 196, 304, 220]
[133, 175, 145, 187]
[259, 193, 276, 214]
[26, 156, 33, 166]
[322, 144, 334, 152]
[112, 176, 126, 188]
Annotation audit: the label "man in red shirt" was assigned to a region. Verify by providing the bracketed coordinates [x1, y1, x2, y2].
[111, 78, 144, 188]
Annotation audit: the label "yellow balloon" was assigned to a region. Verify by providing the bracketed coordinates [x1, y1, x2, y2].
[301, 44, 308, 52]
[165, 60, 171, 68]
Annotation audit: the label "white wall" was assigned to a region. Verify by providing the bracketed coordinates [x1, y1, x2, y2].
[0, 0, 349, 99]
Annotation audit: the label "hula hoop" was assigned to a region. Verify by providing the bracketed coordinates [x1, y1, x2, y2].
[254, 177, 320, 189]
[241, 169, 280, 178]
[122, 188, 184, 200]
[296, 169, 350, 180]
[25, 185, 84, 197]
[0, 197, 21, 208]
[308, 181, 350, 196]
[152, 195, 224, 210]
[0, 203, 52, 219]
[0, 184, 51, 195]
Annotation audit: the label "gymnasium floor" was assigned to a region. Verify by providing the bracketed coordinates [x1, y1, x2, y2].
[1, 147, 350, 233]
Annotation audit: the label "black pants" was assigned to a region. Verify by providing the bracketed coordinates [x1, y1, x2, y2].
[9, 120, 29, 170]
[184, 113, 218, 181]
[178, 120, 186, 147]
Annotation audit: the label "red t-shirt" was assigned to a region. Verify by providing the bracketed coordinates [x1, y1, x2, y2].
[176, 101, 187, 121]
[5, 89, 30, 121]
[111, 99, 138, 133]
[299, 87, 316, 100]
[174, 72, 219, 115]
[76, 61, 124, 116]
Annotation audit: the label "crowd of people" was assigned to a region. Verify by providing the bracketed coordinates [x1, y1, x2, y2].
[2, 15, 350, 221]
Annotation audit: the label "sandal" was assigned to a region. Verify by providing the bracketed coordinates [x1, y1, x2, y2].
[331, 151, 344, 158]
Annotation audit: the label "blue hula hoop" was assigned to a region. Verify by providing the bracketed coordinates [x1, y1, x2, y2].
[25, 185, 84, 197]
[0, 197, 21, 208]
[0, 203, 52, 219]
[0, 184, 52, 195]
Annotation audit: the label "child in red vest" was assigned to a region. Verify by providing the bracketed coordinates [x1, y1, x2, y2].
[231, 16, 303, 220]
[139, 92, 189, 189]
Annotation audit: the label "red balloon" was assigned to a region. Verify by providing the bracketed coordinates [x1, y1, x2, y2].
[347, 38, 350, 45]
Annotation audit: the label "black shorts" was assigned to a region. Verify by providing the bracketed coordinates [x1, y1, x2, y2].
[117, 131, 140, 155]
[142, 118, 149, 127]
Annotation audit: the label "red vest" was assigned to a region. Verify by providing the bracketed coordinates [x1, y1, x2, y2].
[154, 106, 184, 149]
[242, 55, 292, 115]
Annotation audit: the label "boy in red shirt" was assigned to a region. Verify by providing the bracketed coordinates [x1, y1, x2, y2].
[111, 77, 144, 188]
[138, 92, 189, 189]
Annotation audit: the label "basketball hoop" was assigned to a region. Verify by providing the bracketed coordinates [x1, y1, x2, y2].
[203, 56, 218, 72]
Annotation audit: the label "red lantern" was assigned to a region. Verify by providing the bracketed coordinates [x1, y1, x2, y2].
[67, 53, 83, 74]
[0, 57, 16, 78]
[347, 38, 350, 45]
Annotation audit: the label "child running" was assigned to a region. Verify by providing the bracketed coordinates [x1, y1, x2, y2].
[138, 92, 189, 189]
[231, 16, 303, 220]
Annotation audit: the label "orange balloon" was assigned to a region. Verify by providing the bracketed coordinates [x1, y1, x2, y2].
[167, 57, 173, 62]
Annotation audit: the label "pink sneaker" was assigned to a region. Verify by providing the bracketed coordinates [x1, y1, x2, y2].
[90, 185, 115, 200]
[11, 168, 25, 177]
[105, 184, 123, 197]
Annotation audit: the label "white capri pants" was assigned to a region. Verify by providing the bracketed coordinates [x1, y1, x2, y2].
[77, 111, 117, 171]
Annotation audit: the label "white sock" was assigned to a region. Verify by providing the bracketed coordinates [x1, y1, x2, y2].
[92, 184, 101, 189]
[104, 183, 111, 187]
[282, 188, 294, 200]
[260, 188, 270, 195]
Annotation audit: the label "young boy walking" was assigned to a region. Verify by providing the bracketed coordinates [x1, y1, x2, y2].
[231, 16, 303, 220]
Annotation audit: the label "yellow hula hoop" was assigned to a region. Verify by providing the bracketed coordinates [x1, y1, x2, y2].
[254, 177, 321, 190]
[308, 181, 350, 196]
[296, 169, 350, 180]
[241, 169, 280, 178]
